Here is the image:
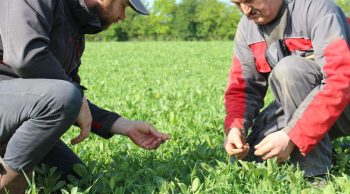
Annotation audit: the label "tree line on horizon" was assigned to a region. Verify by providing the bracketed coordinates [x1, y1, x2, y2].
[86, 0, 350, 41]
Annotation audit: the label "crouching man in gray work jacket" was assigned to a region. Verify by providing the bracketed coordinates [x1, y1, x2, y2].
[0, 0, 170, 192]
[224, 0, 350, 177]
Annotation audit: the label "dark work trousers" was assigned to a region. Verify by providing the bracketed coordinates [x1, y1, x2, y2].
[0, 78, 83, 173]
[244, 56, 350, 177]
[40, 139, 84, 179]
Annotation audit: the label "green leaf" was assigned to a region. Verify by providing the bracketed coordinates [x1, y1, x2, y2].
[238, 160, 250, 171]
[53, 181, 66, 191]
[191, 177, 201, 192]
[60, 189, 70, 194]
[71, 187, 78, 194]
[73, 164, 89, 177]
[178, 183, 188, 193]
[109, 177, 115, 189]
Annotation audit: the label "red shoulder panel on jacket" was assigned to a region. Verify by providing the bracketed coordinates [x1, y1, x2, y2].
[249, 42, 272, 73]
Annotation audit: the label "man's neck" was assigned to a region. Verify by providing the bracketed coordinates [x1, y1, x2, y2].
[265, 1, 286, 27]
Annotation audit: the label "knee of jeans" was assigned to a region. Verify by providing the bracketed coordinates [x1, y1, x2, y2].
[270, 56, 307, 85]
[48, 81, 82, 118]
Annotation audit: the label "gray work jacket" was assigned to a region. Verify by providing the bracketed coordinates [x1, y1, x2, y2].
[225, 0, 350, 154]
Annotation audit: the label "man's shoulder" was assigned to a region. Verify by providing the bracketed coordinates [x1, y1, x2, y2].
[0, 0, 62, 20]
[290, 0, 344, 27]
[5, 0, 60, 13]
[292, 0, 338, 14]
[19, 0, 59, 7]
[23, 0, 66, 21]
[237, 16, 256, 31]
[236, 17, 263, 45]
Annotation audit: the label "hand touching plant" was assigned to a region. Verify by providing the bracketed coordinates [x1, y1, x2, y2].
[111, 118, 170, 150]
[224, 127, 250, 159]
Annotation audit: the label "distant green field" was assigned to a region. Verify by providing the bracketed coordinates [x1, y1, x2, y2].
[31, 42, 350, 193]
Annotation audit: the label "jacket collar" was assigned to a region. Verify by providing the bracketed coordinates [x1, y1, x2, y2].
[65, 0, 102, 34]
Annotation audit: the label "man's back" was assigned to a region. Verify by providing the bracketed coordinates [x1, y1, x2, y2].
[0, 0, 101, 81]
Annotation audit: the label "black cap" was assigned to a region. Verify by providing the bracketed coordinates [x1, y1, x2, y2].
[129, 0, 150, 15]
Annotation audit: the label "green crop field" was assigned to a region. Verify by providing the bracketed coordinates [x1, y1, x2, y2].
[28, 42, 350, 193]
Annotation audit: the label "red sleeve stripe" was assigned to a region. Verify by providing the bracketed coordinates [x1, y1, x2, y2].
[288, 39, 350, 154]
[92, 121, 102, 130]
[284, 38, 313, 52]
[249, 42, 271, 73]
[224, 56, 246, 134]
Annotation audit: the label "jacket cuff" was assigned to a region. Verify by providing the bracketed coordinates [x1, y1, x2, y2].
[225, 119, 250, 136]
[92, 113, 120, 139]
[283, 126, 312, 156]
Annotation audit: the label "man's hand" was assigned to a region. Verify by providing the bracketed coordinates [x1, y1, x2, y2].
[71, 96, 92, 145]
[254, 131, 295, 163]
[224, 127, 250, 159]
[111, 118, 170, 150]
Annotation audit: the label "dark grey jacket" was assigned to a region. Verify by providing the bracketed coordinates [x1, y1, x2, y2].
[0, 0, 120, 138]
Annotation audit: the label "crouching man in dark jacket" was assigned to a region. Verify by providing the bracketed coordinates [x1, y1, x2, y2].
[0, 0, 170, 192]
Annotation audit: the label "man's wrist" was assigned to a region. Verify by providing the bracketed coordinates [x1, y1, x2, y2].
[229, 127, 246, 138]
[280, 130, 296, 151]
[110, 117, 132, 136]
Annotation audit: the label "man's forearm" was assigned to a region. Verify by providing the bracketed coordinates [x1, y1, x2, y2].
[110, 117, 132, 136]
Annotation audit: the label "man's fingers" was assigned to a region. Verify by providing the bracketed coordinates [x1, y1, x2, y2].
[144, 123, 160, 137]
[224, 140, 234, 155]
[255, 136, 269, 149]
[162, 132, 171, 140]
[144, 123, 170, 142]
[231, 148, 246, 155]
[277, 156, 289, 163]
[254, 142, 272, 156]
[71, 127, 90, 145]
[228, 145, 250, 159]
[261, 151, 277, 160]
[231, 133, 244, 149]
[144, 123, 171, 141]
[147, 124, 160, 136]
[162, 133, 171, 141]
[71, 131, 90, 145]
[225, 128, 248, 156]
[237, 144, 250, 158]
[225, 138, 242, 155]
[73, 96, 92, 145]
[150, 138, 162, 149]
[142, 139, 159, 150]
[236, 150, 249, 159]
[226, 146, 247, 156]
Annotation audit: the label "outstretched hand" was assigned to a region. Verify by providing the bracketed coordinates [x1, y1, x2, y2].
[128, 121, 170, 150]
[111, 118, 170, 150]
